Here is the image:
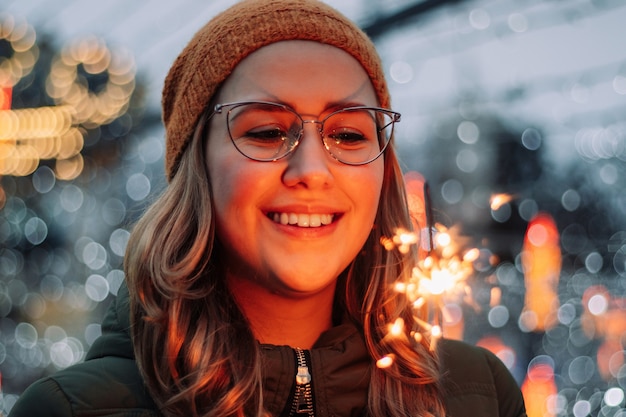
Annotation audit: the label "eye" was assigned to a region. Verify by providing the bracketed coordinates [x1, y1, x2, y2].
[323, 109, 378, 147]
[327, 128, 369, 145]
[245, 126, 289, 143]
[229, 108, 294, 145]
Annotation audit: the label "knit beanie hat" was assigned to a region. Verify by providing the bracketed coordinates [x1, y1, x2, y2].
[162, 0, 390, 180]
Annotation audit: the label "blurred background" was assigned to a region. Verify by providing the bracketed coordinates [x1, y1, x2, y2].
[1, 0, 625, 416]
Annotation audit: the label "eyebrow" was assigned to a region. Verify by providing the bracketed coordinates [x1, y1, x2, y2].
[225, 101, 289, 124]
[324, 100, 371, 112]
[277, 99, 374, 117]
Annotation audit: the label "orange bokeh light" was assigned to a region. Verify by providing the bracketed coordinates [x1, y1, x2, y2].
[521, 363, 557, 417]
[1, 87, 12, 110]
[521, 212, 561, 332]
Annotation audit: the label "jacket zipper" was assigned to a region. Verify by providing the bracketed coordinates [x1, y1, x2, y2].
[289, 348, 314, 417]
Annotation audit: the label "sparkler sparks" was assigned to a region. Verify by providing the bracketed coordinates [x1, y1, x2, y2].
[377, 178, 576, 417]
[378, 223, 482, 366]
[375, 175, 487, 367]
[490, 193, 515, 210]
[380, 228, 418, 254]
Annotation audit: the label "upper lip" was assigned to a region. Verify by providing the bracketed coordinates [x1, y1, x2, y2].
[263, 203, 343, 216]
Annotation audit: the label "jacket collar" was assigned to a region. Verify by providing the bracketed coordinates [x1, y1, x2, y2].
[261, 321, 370, 416]
[88, 282, 371, 416]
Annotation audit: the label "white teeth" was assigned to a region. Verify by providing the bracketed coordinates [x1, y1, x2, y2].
[271, 212, 334, 227]
[297, 216, 309, 227]
[309, 214, 321, 227]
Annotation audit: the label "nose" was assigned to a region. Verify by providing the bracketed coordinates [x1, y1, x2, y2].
[281, 123, 334, 189]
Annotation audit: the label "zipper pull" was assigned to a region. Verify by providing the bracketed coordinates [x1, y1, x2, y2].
[292, 348, 314, 416]
[296, 365, 311, 385]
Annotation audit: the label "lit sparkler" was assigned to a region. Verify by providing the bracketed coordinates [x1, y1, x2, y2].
[382, 224, 479, 352]
[378, 179, 484, 364]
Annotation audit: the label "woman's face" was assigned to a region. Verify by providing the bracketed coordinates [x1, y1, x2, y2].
[206, 40, 384, 298]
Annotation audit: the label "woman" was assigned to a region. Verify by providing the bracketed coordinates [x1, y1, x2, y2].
[10, 1, 527, 416]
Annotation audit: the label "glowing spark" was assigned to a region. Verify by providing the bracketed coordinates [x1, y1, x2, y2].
[490, 193, 515, 210]
[389, 318, 405, 337]
[436, 232, 451, 247]
[376, 355, 394, 368]
[380, 236, 395, 251]
[429, 269, 453, 295]
[463, 248, 480, 262]
[431, 325, 442, 338]
[398, 231, 418, 246]
[413, 297, 426, 309]
[395, 229, 418, 254]
[382, 222, 480, 354]
[430, 326, 442, 350]
[381, 228, 419, 254]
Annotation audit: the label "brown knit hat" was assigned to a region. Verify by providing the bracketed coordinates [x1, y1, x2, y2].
[162, 0, 390, 180]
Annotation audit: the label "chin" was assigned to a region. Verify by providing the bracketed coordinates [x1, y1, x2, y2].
[271, 276, 338, 297]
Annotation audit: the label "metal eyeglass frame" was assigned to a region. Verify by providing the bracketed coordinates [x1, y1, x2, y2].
[207, 100, 401, 165]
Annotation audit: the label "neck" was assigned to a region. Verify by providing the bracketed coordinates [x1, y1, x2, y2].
[227, 275, 336, 349]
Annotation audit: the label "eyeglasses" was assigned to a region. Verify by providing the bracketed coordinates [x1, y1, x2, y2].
[208, 101, 401, 165]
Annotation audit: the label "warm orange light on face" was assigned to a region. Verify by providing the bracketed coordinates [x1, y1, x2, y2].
[520, 212, 561, 332]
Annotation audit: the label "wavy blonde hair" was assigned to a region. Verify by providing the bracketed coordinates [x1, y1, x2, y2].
[126, 111, 445, 416]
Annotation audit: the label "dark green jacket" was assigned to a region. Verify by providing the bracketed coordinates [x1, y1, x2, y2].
[10, 284, 526, 416]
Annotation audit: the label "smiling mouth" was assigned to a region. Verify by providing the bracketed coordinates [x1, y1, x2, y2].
[268, 212, 335, 228]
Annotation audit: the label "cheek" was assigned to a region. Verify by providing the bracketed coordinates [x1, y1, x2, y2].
[208, 161, 244, 213]
[207, 148, 270, 226]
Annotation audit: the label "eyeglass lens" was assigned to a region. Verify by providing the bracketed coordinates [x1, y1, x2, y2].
[225, 102, 395, 165]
